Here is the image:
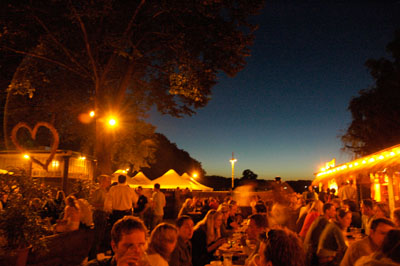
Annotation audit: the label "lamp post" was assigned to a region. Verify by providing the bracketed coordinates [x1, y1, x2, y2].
[229, 152, 237, 189]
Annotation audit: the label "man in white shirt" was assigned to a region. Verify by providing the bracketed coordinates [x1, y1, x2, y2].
[106, 175, 137, 225]
[151, 183, 166, 229]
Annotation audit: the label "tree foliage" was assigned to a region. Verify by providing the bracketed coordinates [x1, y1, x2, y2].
[341, 30, 400, 156]
[0, 0, 265, 173]
[141, 133, 205, 179]
[241, 169, 258, 180]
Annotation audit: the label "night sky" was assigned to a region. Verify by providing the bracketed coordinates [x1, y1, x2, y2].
[147, 1, 400, 180]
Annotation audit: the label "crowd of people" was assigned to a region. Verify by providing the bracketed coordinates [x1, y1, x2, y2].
[18, 173, 400, 266]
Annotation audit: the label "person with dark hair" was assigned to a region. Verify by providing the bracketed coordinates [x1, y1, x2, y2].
[170, 216, 194, 266]
[241, 214, 268, 265]
[340, 218, 394, 266]
[258, 228, 305, 266]
[134, 186, 149, 221]
[317, 208, 352, 265]
[374, 202, 390, 219]
[304, 202, 336, 266]
[86, 216, 148, 266]
[361, 199, 375, 235]
[355, 229, 400, 265]
[152, 183, 166, 230]
[148, 223, 178, 266]
[106, 174, 138, 226]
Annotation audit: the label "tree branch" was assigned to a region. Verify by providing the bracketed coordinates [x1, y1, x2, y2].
[69, 2, 99, 86]
[2, 46, 89, 79]
[32, 14, 91, 77]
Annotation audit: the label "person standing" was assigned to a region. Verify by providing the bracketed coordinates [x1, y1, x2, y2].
[106, 175, 138, 226]
[88, 174, 111, 261]
[170, 215, 194, 266]
[152, 183, 166, 229]
[134, 186, 149, 221]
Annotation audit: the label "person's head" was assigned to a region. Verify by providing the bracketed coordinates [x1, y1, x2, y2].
[118, 175, 126, 184]
[380, 229, 400, 263]
[195, 209, 223, 244]
[393, 208, 400, 227]
[154, 183, 161, 191]
[111, 216, 147, 263]
[361, 199, 374, 217]
[228, 200, 238, 215]
[148, 223, 178, 260]
[323, 203, 336, 219]
[369, 218, 395, 248]
[374, 202, 390, 219]
[259, 228, 305, 266]
[336, 208, 352, 230]
[136, 186, 143, 195]
[247, 214, 268, 240]
[217, 203, 230, 220]
[176, 215, 194, 242]
[98, 174, 111, 189]
[65, 195, 79, 209]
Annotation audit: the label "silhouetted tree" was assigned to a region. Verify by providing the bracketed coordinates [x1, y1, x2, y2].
[141, 133, 206, 180]
[241, 169, 258, 180]
[341, 30, 400, 156]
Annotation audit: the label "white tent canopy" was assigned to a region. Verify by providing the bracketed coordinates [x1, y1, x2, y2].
[111, 170, 152, 186]
[151, 169, 213, 191]
[181, 172, 213, 191]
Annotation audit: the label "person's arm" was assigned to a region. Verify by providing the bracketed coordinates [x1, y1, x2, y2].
[206, 237, 226, 253]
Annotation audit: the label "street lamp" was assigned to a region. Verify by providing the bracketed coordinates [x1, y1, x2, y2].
[229, 152, 237, 189]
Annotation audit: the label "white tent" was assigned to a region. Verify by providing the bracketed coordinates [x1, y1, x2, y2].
[181, 172, 213, 191]
[151, 169, 213, 191]
[111, 170, 151, 187]
[131, 171, 152, 185]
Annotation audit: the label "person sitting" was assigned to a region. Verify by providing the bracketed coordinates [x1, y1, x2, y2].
[374, 202, 390, 219]
[54, 195, 81, 233]
[355, 229, 400, 265]
[147, 223, 178, 266]
[178, 198, 194, 218]
[299, 200, 324, 239]
[317, 208, 352, 265]
[85, 216, 148, 266]
[242, 214, 268, 266]
[170, 215, 194, 266]
[226, 200, 239, 230]
[340, 218, 394, 266]
[361, 199, 375, 235]
[304, 202, 336, 266]
[258, 228, 305, 266]
[191, 210, 226, 266]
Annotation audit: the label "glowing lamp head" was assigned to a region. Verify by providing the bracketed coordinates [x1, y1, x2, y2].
[107, 117, 117, 127]
[23, 154, 30, 159]
[193, 173, 198, 178]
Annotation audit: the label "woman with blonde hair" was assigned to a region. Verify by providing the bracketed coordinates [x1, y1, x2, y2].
[54, 195, 81, 232]
[192, 209, 226, 266]
[147, 223, 178, 266]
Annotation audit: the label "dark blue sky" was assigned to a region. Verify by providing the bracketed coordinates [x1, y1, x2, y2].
[147, 1, 400, 180]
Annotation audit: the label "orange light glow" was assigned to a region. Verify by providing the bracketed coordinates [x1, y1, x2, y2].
[89, 111, 95, 117]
